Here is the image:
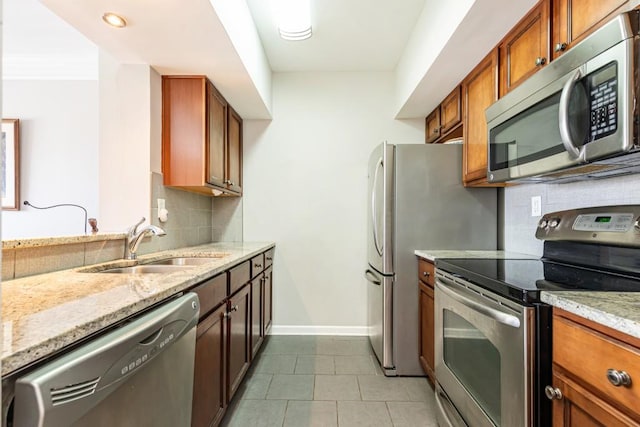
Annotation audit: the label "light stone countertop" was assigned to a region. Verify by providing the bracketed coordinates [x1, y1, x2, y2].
[414, 250, 538, 261]
[1, 241, 274, 377]
[3, 232, 127, 249]
[541, 292, 640, 340]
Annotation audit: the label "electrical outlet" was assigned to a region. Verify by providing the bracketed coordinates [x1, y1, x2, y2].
[531, 196, 542, 217]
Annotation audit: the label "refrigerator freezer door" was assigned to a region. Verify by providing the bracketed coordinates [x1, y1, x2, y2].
[367, 142, 395, 275]
[365, 267, 395, 374]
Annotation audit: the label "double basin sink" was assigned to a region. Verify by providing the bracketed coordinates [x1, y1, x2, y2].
[92, 255, 228, 275]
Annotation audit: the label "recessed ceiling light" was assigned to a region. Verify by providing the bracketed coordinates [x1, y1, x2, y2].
[102, 12, 127, 28]
[272, 0, 312, 41]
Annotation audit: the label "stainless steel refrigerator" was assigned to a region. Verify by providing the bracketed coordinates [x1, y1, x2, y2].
[365, 142, 497, 376]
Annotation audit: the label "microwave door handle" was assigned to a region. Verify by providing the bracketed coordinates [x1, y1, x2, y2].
[436, 277, 521, 328]
[559, 69, 586, 160]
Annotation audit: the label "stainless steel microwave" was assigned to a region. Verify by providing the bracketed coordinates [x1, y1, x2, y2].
[486, 10, 640, 184]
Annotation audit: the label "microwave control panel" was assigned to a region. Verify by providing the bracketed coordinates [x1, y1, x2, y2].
[588, 62, 617, 140]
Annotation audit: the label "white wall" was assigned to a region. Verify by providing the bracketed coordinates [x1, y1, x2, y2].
[503, 174, 640, 255]
[2, 79, 99, 238]
[243, 72, 423, 333]
[98, 52, 152, 232]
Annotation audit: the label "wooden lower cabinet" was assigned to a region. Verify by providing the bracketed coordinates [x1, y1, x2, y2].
[417, 258, 435, 384]
[419, 281, 435, 383]
[190, 248, 274, 427]
[227, 283, 251, 402]
[548, 309, 640, 426]
[192, 304, 226, 427]
[250, 276, 263, 359]
[263, 267, 273, 334]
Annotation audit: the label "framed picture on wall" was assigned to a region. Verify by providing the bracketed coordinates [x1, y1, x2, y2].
[2, 118, 20, 210]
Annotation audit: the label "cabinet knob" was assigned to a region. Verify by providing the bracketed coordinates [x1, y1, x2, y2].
[432, 128, 439, 134]
[224, 179, 235, 186]
[554, 42, 568, 52]
[544, 385, 563, 400]
[264, 275, 269, 280]
[423, 271, 431, 277]
[535, 57, 547, 67]
[607, 369, 632, 387]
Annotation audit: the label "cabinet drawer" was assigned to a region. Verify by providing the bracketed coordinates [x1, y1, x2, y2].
[554, 313, 640, 419]
[229, 261, 251, 295]
[192, 274, 227, 318]
[264, 248, 275, 268]
[418, 258, 435, 287]
[251, 254, 265, 278]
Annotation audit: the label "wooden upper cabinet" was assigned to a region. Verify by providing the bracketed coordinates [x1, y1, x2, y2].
[499, 0, 551, 97]
[552, 0, 627, 59]
[226, 106, 243, 194]
[162, 75, 242, 196]
[425, 86, 462, 143]
[425, 108, 442, 143]
[207, 82, 227, 188]
[462, 49, 500, 186]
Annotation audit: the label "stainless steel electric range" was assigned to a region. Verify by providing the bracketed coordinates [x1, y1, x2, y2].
[433, 205, 640, 427]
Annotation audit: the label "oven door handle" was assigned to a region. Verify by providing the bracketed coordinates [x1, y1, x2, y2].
[436, 277, 521, 328]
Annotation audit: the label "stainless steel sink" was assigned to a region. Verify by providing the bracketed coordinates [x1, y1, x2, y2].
[148, 257, 222, 266]
[99, 265, 195, 274]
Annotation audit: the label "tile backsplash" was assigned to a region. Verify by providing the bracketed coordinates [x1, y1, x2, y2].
[503, 173, 640, 255]
[4, 173, 245, 279]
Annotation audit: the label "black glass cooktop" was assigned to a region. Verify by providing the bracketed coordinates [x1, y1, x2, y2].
[435, 257, 640, 305]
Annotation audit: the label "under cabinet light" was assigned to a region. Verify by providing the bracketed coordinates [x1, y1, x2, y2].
[272, 0, 312, 41]
[102, 12, 127, 28]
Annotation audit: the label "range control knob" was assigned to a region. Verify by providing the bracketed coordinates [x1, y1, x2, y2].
[539, 219, 548, 229]
[549, 218, 560, 228]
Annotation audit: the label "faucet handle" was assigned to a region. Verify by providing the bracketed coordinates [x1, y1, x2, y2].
[127, 217, 146, 236]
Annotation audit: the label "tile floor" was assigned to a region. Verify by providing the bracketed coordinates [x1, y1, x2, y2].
[221, 335, 438, 427]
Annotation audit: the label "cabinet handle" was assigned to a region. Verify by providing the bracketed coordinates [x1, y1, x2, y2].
[554, 42, 567, 52]
[266, 256, 273, 261]
[255, 263, 262, 268]
[607, 369, 632, 387]
[423, 271, 431, 277]
[544, 385, 563, 400]
[264, 275, 269, 280]
[535, 57, 547, 67]
[230, 304, 239, 312]
[224, 179, 235, 186]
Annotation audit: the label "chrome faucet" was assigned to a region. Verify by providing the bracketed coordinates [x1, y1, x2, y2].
[125, 217, 166, 260]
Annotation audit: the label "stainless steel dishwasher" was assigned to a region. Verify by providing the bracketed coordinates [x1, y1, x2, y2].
[11, 293, 199, 427]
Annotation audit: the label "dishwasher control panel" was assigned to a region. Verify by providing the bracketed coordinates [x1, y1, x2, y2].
[103, 319, 188, 386]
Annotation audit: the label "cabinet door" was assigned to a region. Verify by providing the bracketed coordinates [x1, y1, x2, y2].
[227, 284, 251, 402]
[552, 0, 627, 59]
[207, 81, 227, 188]
[463, 49, 499, 186]
[440, 86, 462, 135]
[263, 266, 273, 335]
[192, 304, 226, 427]
[419, 281, 435, 384]
[425, 108, 441, 143]
[499, 0, 550, 97]
[550, 372, 638, 427]
[250, 276, 263, 359]
[226, 106, 243, 194]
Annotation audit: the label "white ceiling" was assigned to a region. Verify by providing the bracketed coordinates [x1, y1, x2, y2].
[245, 0, 426, 72]
[5, 0, 535, 118]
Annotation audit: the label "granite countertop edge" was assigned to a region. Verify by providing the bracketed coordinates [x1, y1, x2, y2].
[1, 241, 275, 377]
[414, 249, 538, 261]
[541, 291, 640, 340]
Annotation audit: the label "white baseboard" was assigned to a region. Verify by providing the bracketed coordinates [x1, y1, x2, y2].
[269, 325, 368, 336]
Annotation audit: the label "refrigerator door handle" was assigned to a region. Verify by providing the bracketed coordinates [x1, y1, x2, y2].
[371, 157, 384, 256]
[365, 269, 381, 285]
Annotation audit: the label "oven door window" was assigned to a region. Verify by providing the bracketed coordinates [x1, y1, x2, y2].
[443, 310, 501, 425]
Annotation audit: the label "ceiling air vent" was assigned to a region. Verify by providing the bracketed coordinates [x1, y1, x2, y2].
[50, 377, 100, 406]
